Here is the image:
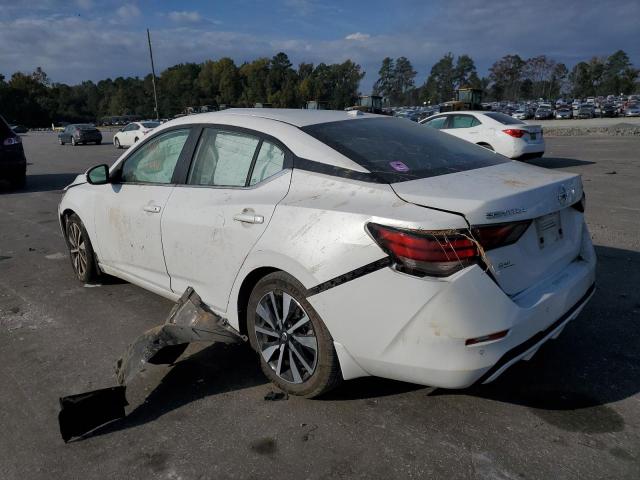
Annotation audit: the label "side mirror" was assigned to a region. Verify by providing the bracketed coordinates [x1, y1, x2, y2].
[86, 164, 110, 185]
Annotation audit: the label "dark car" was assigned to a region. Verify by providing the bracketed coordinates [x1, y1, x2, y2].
[534, 107, 553, 120]
[576, 106, 595, 119]
[600, 103, 617, 118]
[10, 124, 28, 134]
[58, 124, 102, 146]
[0, 115, 27, 188]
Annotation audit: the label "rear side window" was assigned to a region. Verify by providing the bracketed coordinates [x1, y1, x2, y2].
[423, 116, 447, 129]
[301, 117, 507, 183]
[187, 128, 260, 187]
[250, 141, 285, 186]
[484, 112, 525, 125]
[449, 115, 481, 128]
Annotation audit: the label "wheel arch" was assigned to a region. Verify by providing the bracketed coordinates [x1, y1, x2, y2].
[235, 266, 281, 336]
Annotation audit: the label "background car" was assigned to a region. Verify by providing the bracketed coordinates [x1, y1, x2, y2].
[555, 107, 573, 119]
[0, 114, 27, 188]
[113, 121, 161, 148]
[576, 105, 595, 119]
[600, 103, 618, 117]
[58, 124, 102, 146]
[420, 110, 544, 159]
[534, 107, 554, 120]
[624, 103, 640, 117]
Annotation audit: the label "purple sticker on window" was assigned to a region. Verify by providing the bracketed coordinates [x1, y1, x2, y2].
[389, 161, 409, 172]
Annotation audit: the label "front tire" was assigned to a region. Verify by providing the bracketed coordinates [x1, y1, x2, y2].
[247, 272, 342, 398]
[65, 213, 99, 283]
[59, 138, 64, 145]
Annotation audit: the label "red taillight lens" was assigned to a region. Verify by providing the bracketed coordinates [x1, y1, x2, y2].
[3, 136, 21, 146]
[471, 221, 531, 251]
[367, 223, 479, 277]
[502, 128, 526, 138]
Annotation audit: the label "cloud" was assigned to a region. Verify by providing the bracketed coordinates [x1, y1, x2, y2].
[167, 11, 202, 23]
[75, 0, 93, 9]
[345, 32, 370, 41]
[115, 3, 140, 20]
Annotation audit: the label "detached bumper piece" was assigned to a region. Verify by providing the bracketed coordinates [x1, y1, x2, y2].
[58, 287, 246, 442]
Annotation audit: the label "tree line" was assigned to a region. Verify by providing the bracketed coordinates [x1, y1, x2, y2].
[373, 49, 638, 106]
[0, 52, 363, 126]
[1, 49, 637, 126]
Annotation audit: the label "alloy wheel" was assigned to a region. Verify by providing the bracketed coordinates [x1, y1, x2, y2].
[254, 290, 318, 384]
[67, 222, 87, 277]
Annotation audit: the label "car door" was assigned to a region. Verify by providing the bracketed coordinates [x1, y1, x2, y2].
[93, 127, 192, 293]
[121, 123, 136, 146]
[441, 114, 482, 142]
[161, 127, 292, 312]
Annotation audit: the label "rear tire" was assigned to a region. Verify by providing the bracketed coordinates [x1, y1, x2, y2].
[114, 137, 121, 149]
[247, 272, 342, 398]
[65, 213, 99, 283]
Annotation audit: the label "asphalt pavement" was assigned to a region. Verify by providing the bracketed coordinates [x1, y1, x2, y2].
[0, 131, 638, 479]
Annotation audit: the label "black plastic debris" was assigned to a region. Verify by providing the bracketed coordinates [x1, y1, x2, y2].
[264, 391, 288, 401]
[58, 386, 128, 443]
[57, 287, 247, 442]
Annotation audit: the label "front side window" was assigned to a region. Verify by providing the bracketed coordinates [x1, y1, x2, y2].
[187, 128, 259, 187]
[250, 141, 285, 186]
[121, 129, 189, 184]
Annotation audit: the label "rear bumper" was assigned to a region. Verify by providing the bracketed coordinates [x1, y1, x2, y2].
[309, 223, 596, 389]
[509, 139, 545, 158]
[0, 153, 27, 178]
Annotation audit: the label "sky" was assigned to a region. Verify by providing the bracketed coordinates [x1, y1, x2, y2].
[0, 0, 638, 91]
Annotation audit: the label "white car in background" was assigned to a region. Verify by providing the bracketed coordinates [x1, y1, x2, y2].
[113, 121, 161, 148]
[58, 109, 594, 397]
[420, 111, 545, 159]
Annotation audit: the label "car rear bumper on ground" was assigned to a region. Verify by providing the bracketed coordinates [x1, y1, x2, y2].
[308, 222, 596, 389]
[0, 151, 27, 179]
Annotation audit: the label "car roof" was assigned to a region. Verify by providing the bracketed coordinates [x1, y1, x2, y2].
[167, 108, 381, 127]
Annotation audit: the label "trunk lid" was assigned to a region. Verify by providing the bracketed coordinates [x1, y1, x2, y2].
[392, 161, 584, 295]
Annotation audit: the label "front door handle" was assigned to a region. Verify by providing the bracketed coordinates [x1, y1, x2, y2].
[143, 205, 162, 213]
[233, 213, 264, 224]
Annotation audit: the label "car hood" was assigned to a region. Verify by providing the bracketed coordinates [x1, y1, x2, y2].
[391, 161, 582, 225]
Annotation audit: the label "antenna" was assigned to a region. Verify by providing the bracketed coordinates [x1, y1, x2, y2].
[147, 28, 160, 121]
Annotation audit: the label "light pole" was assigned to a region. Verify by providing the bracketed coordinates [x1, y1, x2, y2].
[147, 28, 159, 120]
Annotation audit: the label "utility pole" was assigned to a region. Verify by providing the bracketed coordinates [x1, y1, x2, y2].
[147, 28, 159, 120]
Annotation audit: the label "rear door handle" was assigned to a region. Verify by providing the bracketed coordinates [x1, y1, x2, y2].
[143, 205, 162, 213]
[233, 213, 264, 224]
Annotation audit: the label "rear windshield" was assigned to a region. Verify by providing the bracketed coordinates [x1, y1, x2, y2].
[75, 124, 96, 129]
[484, 112, 525, 125]
[141, 122, 160, 128]
[301, 117, 508, 183]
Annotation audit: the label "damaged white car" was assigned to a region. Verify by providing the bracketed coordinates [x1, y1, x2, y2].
[58, 109, 596, 397]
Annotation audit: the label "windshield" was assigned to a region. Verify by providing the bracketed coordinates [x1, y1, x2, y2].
[141, 122, 160, 128]
[75, 124, 95, 129]
[300, 117, 508, 183]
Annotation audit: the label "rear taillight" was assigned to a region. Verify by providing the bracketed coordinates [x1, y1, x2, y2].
[367, 223, 478, 277]
[367, 220, 532, 277]
[3, 136, 21, 146]
[471, 221, 531, 251]
[502, 129, 526, 138]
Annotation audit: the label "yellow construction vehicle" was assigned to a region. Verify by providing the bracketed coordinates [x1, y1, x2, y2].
[440, 88, 483, 112]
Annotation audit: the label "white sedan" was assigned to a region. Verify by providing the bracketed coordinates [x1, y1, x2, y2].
[58, 109, 595, 396]
[420, 111, 545, 159]
[113, 121, 161, 148]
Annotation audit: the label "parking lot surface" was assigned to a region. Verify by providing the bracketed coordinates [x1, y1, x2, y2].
[525, 117, 640, 128]
[1, 132, 639, 479]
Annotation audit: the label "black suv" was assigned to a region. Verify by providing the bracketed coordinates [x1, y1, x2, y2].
[0, 115, 26, 189]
